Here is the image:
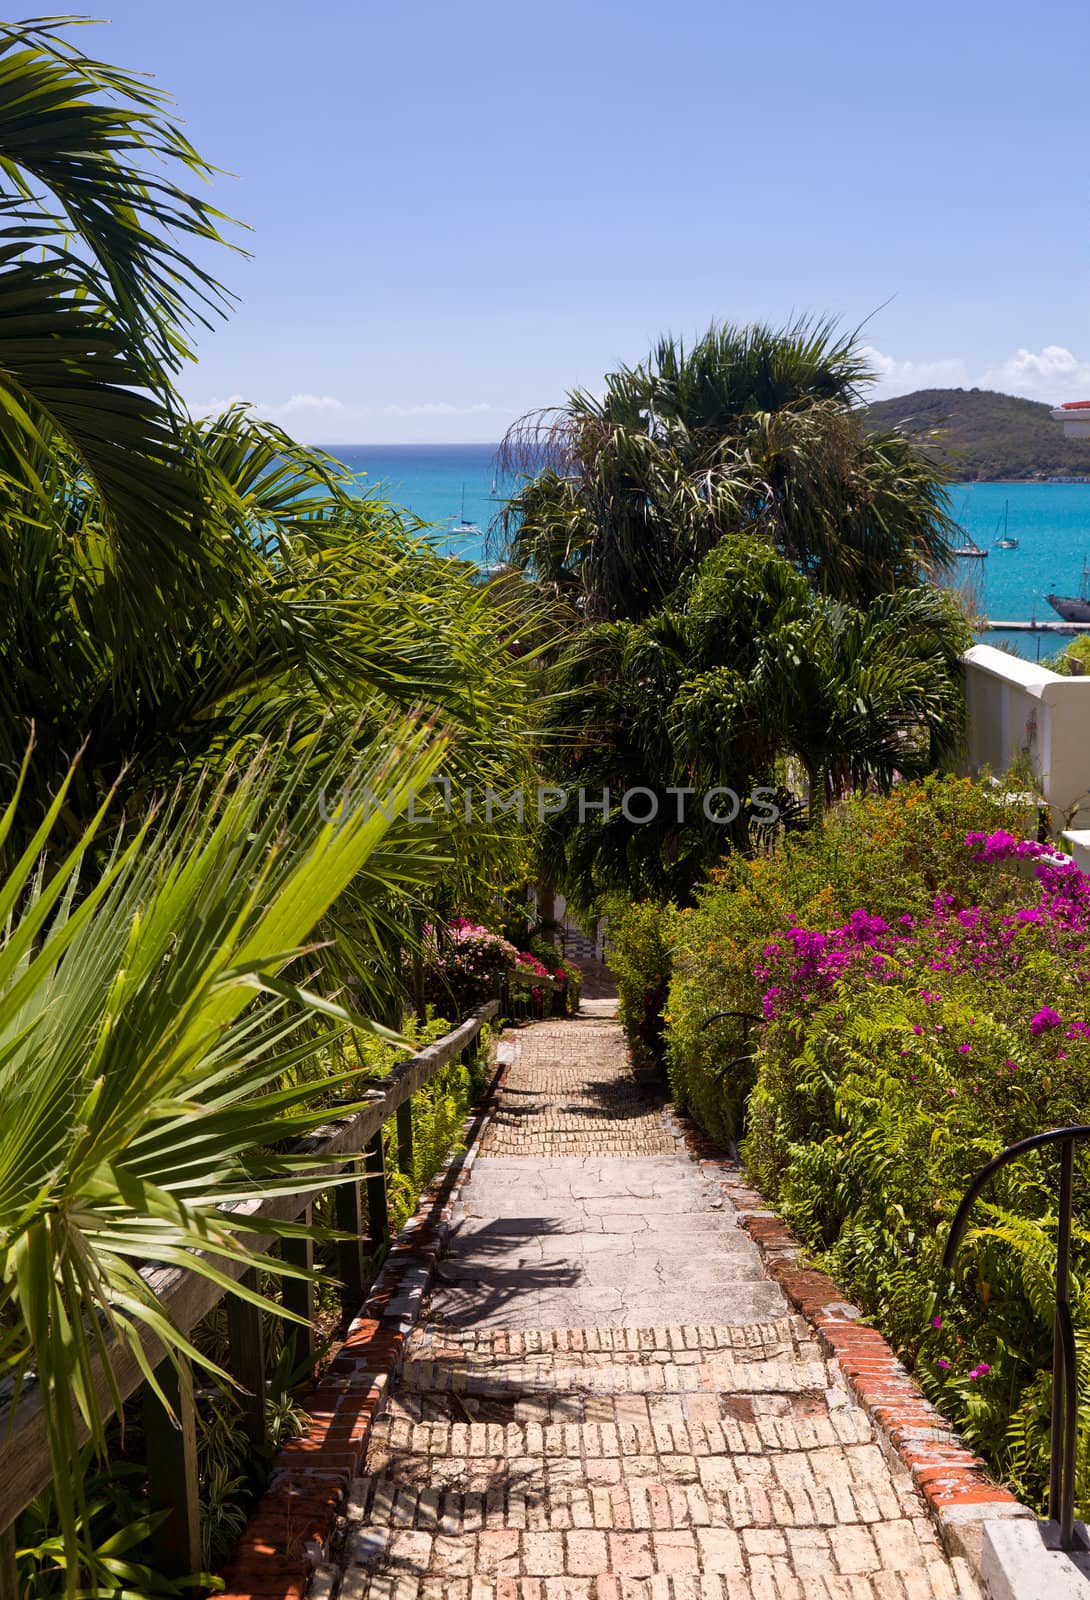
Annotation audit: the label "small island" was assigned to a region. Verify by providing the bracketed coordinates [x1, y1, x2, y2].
[861, 385, 1090, 480]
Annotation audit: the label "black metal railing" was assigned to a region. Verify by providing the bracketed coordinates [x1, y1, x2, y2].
[699, 1010, 764, 1080]
[942, 1125, 1090, 1552]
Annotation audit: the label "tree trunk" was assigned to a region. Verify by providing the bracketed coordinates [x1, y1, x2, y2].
[806, 761, 827, 829]
[535, 878, 557, 947]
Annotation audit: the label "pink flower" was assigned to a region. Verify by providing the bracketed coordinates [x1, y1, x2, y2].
[968, 1363, 991, 1381]
[1030, 1007, 1062, 1035]
[937, 1358, 951, 1371]
[931, 1314, 942, 1329]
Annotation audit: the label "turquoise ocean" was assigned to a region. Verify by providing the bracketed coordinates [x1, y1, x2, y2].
[328, 443, 501, 566]
[326, 446, 1090, 663]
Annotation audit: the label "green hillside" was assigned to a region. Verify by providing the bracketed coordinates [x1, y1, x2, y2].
[860, 386, 1090, 481]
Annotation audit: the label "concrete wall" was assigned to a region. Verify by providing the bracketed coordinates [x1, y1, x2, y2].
[962, 645, 1090, 844]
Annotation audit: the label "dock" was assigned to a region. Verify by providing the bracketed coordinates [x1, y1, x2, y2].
[983, 620, 1090, 634]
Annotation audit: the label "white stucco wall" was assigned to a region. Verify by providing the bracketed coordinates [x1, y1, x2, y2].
[962, 645, 1090, 830]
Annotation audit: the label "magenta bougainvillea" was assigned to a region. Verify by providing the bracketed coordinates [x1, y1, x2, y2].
[755, 832, 1090, 1040]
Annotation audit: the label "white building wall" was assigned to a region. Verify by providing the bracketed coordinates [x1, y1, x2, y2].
[962, 645, 1090, 864]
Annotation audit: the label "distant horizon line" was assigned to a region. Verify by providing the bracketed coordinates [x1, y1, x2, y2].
[318, 440, 503, 449]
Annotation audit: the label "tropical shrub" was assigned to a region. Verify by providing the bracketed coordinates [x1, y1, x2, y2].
[742, 828, 1090, 1511]
[666, 775, 1038, 1143]
[610, 900, 677, 1072]
[0, 728, 447, 1578]
[528, 941, 583, 1014]
[514, 950, 551, 982]
[420, 918, 517, 1012]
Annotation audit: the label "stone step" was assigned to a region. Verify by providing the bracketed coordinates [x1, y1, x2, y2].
[363, 1413, 877, 1471]
[409, 1320, 812, 1356]
[323, 1567, 978, 1600]
[398, 1355, 832, 1399]
[308, 1019, 980, 1600]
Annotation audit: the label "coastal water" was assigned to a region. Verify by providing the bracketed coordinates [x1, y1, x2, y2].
[945, 481, 1090, 660]
[326, 447, 1090, 662]
[328, 443, 498, 564]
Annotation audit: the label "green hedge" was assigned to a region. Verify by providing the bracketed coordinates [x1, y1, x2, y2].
[609, 899, 676, 1073]
[665, 775, 1035, 1143]
[661, 774, 1090, 1512]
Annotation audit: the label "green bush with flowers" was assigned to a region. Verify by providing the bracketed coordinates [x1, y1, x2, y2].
[527, 938, 583, 1014]
[420, 916, 518, 1011]
[666, 774, 1037, 1143]
[666, 775, 1090, 1513]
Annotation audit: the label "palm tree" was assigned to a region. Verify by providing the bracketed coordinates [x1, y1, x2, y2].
[497, 319, 958, 619]
[0, 25, 545, 1589]
[536, 539, 969, 908]
[673, 550, 970, 826]
[0, 406, 534, 833]
[0, 18, 235, 632]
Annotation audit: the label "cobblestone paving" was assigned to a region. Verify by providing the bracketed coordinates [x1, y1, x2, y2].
[325, 1015, 980, 1600]
[479, 1019, 678, 1159]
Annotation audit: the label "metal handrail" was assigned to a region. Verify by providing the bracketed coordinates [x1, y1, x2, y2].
[942, 1125, 1090, 1551]
[699, 1010, 764, 1082]
[699, 1010, 764, 1032]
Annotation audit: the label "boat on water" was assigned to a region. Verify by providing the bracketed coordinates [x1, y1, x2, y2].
[992, 501, 1019, 550]
[953, 531, 988, 559]
[450, 483, 482, 539]
[1047, 557, 1090, 623]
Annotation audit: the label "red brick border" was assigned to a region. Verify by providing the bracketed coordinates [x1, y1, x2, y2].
[664, 1105, 1034, 1567]
[215, 1040, 514, 1600]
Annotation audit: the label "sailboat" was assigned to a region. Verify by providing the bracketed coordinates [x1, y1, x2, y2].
[953, 530, 988, 559]
[1047, 557, 1090, 623]
[450, 483, 482, 540]
[992, 502, 1019, 550]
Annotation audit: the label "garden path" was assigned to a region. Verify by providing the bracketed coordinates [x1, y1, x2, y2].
[323, 1009, 980, 1599]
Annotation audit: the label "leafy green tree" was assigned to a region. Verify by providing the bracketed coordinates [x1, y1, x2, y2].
[0, 19, 236, 633]
[0, 402, 543, 1021]
[498, 319, 958, 619]
[0, 22, 544, 1592]
[539, 540, 970, 909]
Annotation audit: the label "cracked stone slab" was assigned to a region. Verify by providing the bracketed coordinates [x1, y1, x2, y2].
[427, 1028, 786, 1330]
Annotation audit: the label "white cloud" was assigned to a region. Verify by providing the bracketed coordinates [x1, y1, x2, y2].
[862, 344, 1090, 406]
[980, 346, 1090, 403]
[380, 401, 510, 418]
[193, 392, 343, 420]
[187, 393, 512, 440]
[860, 346, 970, 398]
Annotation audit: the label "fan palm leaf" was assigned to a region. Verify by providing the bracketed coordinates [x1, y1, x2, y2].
[498, 319, 958, 618]
[0, 19, 237, 613]
[0, 722, 446, 1575]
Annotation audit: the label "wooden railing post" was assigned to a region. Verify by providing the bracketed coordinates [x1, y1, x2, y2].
[335, 1160, 367, 1307]
[1, 1522, 17, 1600]
[226, 1271, 268, 1474]
[143, 1356, 202, 1578]
[365, 1130, 389, 1254]
[281, 1202, 316, 1382]
[396, 1099, 415, 1179]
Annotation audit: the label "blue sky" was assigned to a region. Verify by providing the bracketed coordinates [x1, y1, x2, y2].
[97, 0, 1087, 442]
